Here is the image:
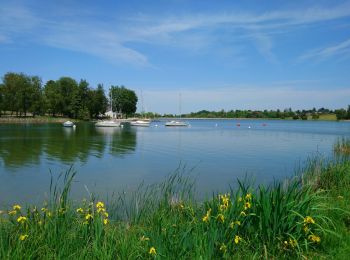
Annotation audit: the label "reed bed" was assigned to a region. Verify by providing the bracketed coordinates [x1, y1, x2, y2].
[334, 137, 350, 155]
[0, 154, 349, 259]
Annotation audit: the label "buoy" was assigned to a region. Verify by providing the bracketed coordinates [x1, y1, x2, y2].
[236, 123, 240, 127]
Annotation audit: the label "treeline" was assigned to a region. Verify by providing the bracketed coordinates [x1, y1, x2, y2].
[0, 72, 137, 120]
[178, 107, 350, 120]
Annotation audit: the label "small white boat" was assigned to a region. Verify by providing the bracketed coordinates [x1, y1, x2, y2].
[63, 121, 75, 127]
[130, 119, 151, 127]
[165, 120, 188, 127]
[95, 120, 121, 127]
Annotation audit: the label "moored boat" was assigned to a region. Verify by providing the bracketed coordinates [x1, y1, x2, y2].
[165, 120, 188, 127]
[130, 119, 151, 127]
[95, 120, 121, 127]
[63, 121, 75, 127]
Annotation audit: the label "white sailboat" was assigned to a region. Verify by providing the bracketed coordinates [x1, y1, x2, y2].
[165, 93, 188, 127]
[130, 90, 151, 127]
[95, 120, 120, 127]
[96, 89, 121, 128]
[63, 121, 75, 127]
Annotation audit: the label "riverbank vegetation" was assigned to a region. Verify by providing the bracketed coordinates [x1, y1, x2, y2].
[0, 142, 349, 259]
[1, 72, 350, 122]
[0, 72, 137, 120]
[177, 107, 347, 121]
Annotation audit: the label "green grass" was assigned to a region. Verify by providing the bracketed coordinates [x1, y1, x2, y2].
[334, 137, 350, 155]
[318, 114, 337, 121]
[0, 152, 350, 259]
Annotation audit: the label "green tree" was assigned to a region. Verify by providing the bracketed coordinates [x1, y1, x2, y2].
[2, 72, 43, 116]
[110, 85, 138, 116]
[0, 83, 3, 116]
[56, 77, 78, 117]
[44, 80, 61, 116]
[335, 109, 347, 120]
[87, 84, 108, 118]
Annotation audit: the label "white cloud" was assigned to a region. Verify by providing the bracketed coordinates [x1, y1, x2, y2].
[1, 1, 350, 65]
[299, 38, 350, 62]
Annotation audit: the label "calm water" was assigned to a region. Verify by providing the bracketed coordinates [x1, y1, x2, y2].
[0, 119, 349, 206]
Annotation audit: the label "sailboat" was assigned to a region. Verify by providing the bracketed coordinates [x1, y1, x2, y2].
[165, 93, 188, 127]
[95, 89, 121, 128]
[130, 90, 151, 127]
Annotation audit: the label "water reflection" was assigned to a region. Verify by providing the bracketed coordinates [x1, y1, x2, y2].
[0, 123, 137, 169]
[0, 125, 44, 168]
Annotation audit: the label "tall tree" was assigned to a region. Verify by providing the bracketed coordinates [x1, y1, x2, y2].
[110, 85, 138, 116]
[87, 84, 108, 118]
[56, 77, 78, 117]
[2, 72, 42, 116]
[44, 80, 61, 116]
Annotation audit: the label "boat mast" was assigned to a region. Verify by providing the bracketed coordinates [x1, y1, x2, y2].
[179, 93, 182, 119]
[141, 90, 145, 118]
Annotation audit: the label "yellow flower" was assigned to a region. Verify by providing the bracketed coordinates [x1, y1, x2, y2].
[304, 216, 315, 224]
[17, 216, 27, 223]
[219, 243, 227, 253]
[244, 202, 251, 210]
[103, 218, 108, 225]
[289, 238, 297, 248]
[96, 201, 105, 208]
[234, 235, 242, 244]
[103, 212, 109, 218]
[41, 207, 47, 212]
[85, 214, 93, 220]
[8, 210, 17, 216]
[303, 225, 310, 233]
[179, 204, 184, 209]
[219, 204, 228, 211]
[202, 209, 211, 223]
[245, 193, 252, 200]
[219, 194, 230, 205]
[230, 220, 241, 229]
[13, 205, 21, 211]
[240, 211, 246, 217]
[76, 208, 84, 213]
[308, 234, 321, 243]
[140, 235, 150, 241]
[217, 214, 225, 223]
[238, 197, 243, 202]
[47, 211, 52, 217]
[149, 247, 156, 256]
[19, 234, 28, 241]
[59, 208, 66, 214]
[97, 207, 106, 213]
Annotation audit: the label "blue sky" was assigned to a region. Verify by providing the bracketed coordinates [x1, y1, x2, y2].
[1, 0, 350, 114]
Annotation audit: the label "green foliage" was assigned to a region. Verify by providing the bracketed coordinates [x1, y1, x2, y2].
[1, 73, 109, 120]
[1, 72, 43, 116]
[335, 108, 349, 120]
[110, 85, 138, 116]
[2, 154, 350, 259]
[334, 137, 350, 155]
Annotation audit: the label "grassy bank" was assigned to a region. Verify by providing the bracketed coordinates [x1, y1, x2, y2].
[0, 116, 75, 124]
[0, 149, 349, 259]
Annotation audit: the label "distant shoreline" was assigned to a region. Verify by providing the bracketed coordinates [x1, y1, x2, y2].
[0, 116, 344, 124]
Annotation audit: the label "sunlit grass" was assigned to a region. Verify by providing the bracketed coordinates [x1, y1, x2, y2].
[334, 137, 350, 155]
[0, 153, 350, 259]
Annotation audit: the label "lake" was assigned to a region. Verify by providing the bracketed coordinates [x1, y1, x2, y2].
[0, 119, 349, 206]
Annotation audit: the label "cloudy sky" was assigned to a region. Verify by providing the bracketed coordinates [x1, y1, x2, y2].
[1, 0, 350, 113]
